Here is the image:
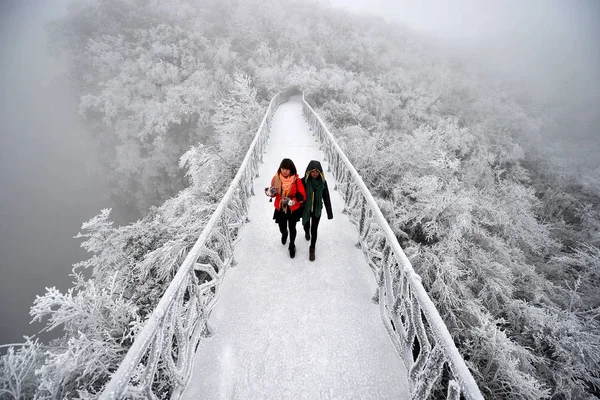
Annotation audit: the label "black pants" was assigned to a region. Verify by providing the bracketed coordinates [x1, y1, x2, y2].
[275, 209, 299, 247]
[303, 213, 321, 248]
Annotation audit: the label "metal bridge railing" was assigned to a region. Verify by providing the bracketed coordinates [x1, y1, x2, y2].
[100, 88, 483, 400]
[100, 89, 296, 400]
[302, 93, 484, 400]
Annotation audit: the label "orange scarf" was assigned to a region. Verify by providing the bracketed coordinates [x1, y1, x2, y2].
[280, 174, 294, 197]
[273, 173, 295, 213]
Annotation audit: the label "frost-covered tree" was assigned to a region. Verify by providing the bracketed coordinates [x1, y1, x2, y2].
[1, 187, 219, 397]
[50, 0, 225, 212]
[0, 340, 43, 400]
[212, 71, 262, 171]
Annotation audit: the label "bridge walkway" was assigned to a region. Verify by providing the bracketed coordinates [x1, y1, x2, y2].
[182, 96, 409, 399]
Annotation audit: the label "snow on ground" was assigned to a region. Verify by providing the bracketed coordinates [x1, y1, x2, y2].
[182, 96, 409, 399]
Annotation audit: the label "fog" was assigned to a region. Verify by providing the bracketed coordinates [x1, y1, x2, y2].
[327, 0, 600, 90]
[328, 0, 600, 168]
[0, 1, 129, 346]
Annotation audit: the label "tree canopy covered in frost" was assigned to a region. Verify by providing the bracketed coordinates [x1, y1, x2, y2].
[2, 0, 599, 398]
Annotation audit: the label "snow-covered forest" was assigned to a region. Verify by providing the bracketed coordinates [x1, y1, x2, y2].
[1, 0, 599, 398]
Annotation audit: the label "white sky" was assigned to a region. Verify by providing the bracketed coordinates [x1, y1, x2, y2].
[326, 0, 600, 108]
[325, 0, 599, 41]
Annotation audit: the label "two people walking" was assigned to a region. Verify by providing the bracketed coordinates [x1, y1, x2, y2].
[266, 158, 332, 261]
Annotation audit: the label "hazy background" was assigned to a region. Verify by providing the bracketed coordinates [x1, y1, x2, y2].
[328, 0, 600, 87]
[0, 0, 130, 346]
[0, 0, 598, 346]
[328, 0, 600, 164]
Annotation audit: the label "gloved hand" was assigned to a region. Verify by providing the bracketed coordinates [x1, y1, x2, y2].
[288, 199, 295, 207]
[266, 187, 277, 196]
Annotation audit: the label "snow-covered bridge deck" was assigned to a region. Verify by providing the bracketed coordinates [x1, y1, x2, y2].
[182, 96, 409, 399]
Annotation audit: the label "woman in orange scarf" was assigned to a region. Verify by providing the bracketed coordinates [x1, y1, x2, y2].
[265, 158, 306, 258]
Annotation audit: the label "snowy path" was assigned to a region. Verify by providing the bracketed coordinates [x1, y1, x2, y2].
[182, 96, 409, 399]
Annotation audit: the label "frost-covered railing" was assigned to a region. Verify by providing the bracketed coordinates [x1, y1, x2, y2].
[100, 89, 296, 400]
[302, 93, 484, 400]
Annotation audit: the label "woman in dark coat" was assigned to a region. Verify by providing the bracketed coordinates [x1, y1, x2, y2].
[266, 158, 306, 258]
[301, 160, 333, 261]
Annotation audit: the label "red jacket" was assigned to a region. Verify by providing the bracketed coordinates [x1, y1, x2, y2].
[271, 174, 306, 213]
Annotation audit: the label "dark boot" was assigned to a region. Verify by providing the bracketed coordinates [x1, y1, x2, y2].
[309, 246, 315, 261]
[289, 243, 296, 258]
[281, 231, 288, 245]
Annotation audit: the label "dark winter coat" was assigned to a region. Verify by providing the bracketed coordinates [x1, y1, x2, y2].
[301, 160, 333, 223]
